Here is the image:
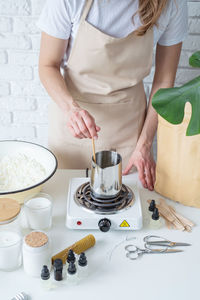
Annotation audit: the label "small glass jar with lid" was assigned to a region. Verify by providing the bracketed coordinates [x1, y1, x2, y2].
[0, 198, 22, 271]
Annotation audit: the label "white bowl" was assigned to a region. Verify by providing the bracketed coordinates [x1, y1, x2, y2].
[0, 140, 57, 204]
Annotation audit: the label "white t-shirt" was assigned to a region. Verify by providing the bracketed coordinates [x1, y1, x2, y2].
[37, 0, 188, 62]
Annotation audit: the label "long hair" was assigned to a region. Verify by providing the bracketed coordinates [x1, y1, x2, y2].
[134, 0, 169, 36]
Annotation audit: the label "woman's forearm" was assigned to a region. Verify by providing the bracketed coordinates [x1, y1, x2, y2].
[39, 65, 78, 113]
[38, 33, 99, 139]
[39, 64, 100, 139]
[136, 83, 159, 151]
[136, 81, 174, 151]
[136, 43, 182, 151]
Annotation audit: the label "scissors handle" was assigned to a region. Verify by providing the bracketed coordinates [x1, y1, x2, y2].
[126, 252, 138, 260]
[125, 245, 141, 253]
[126, 249, 148, 260]
[143, 235, 169, 243]
[125, 245, 151, 260]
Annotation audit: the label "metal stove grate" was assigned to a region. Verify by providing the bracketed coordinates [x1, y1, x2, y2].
[74, 182, 134, 215]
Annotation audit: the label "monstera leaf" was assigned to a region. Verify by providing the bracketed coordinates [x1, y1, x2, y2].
[189, 51, 200, 68]
[152, 51, 200, 136]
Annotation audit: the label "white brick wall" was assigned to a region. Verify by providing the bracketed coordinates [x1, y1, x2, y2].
[0, 0, 200, 148]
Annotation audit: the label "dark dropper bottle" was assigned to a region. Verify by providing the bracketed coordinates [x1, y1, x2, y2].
[54, 259, 63, 281]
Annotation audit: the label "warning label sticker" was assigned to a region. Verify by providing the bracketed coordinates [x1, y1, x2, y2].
[119, 220, 130, 227]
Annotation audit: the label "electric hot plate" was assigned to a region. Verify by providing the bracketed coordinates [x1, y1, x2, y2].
[66, 176, 143, 231]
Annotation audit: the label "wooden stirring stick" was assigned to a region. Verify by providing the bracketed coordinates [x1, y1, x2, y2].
[92, 138, 96, 163]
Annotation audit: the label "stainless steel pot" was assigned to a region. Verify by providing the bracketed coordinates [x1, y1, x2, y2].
[90, 151, 122, 199]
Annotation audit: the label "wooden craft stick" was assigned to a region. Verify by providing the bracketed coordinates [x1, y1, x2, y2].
[184, 225, 192, 233]
[164, 218, 173, 230]
[159, 198, 194, 231]
[169, 206, 195, 227]
[158, 202, 185, 231]
[168, 206, 188, 230]
[168, 207, 194, 232]
[92, 138, 96, 163]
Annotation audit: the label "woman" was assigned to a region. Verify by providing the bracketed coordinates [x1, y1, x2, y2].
[38, 0, 188, 191]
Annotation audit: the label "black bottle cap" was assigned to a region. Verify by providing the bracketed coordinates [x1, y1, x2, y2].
[53, 259, 63, 270]
[78, 252, 87, 267]
[41, 265, 50, 280]
[152, 207, 160, 220]
[68, 261, 77, 275]
[67, 249, 76, 263]
[149, 200, 156, 212]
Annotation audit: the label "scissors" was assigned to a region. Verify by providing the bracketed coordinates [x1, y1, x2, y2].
[125, 244, 183, 260]
[125, 234, 190, 260]
[143, 235, 191, 249]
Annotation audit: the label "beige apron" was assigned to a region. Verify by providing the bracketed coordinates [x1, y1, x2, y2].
[48, 0, 153, 169]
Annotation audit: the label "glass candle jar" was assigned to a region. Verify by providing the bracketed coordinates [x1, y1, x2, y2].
[0, 198, 22, 271]
[24, 193, 53, 231]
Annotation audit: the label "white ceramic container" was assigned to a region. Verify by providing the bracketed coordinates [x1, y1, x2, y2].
[23, 231, 51, 277]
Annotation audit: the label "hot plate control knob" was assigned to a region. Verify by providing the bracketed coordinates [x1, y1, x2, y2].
[98, 218, 111, 232]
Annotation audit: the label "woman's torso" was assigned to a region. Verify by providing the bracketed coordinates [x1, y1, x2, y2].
[38, 0, 188, 65]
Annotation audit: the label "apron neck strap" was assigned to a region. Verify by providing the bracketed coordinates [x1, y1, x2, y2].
[80, 0, 93, 23]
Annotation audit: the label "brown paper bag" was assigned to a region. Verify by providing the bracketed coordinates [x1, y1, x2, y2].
[155, 103, 200, 208]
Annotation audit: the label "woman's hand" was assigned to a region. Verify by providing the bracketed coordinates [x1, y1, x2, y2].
[123, 146, 156, 191]
[66, 106, 101, 139]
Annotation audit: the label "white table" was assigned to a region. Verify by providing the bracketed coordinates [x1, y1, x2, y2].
[1, 170, 199, 300]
